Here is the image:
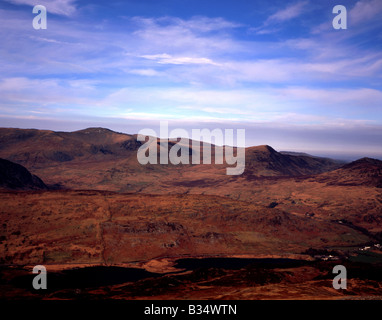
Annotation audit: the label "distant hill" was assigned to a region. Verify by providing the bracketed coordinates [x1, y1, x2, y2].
[0, 127, 141, 167]
[244, 145, 343, 177]
[0, 127, 347, 191]
[280, 151, 347, 164]
[0, 158, 47, 190]
[316, 157, 382, 187]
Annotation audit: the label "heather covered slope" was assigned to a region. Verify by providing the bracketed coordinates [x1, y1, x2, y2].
[0, 190, 372, 266]
[244, 145, 343, 177]
[315, 157, 382, 187]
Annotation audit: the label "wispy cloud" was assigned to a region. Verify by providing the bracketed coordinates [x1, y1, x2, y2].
[312, 0, 382, 34]
[349, 0, 382, 25]
[252, 1, 309, 34]
[128, 69, 162, 77]
[4, 0, 77, 16]
[130, 16, 243, 57]
[165, 16, 242, 32]
[266, 1, 308, 24]
[132, 16, 242, 33]
[140, 53, 220, 66]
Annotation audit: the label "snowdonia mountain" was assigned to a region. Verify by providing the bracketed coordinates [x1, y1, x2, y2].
[0, 127, 343, 191]
[0, 126, 379, 197]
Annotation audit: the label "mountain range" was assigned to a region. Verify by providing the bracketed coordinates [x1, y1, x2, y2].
[0, 127, 350, 192]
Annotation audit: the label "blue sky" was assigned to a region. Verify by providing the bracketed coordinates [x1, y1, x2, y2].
[0, 0, 382, 159]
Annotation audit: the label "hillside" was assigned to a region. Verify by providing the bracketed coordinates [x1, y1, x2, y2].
[244, 145, 342, 177]
[0, 127, 343, 191]
[0, 158, 47, 190]
[316, 157, 382, 187]
[0, 190, 371, 265]
[0, 127, 141, 166]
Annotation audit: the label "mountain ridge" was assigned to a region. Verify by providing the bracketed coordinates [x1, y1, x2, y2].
[0, 127, 378, 192]
[316, 157, 382, 188]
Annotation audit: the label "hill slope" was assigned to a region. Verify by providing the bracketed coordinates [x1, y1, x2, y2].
[244, 145, 342, 177]
[0, 127, 343, 191]
[316, 157, 382, 187]
[0, 158, 47, 190]
[0, 127, 141, 167]
[0, 190, 372, 265]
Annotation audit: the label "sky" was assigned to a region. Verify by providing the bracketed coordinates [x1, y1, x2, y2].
[0, 0, 382, 160]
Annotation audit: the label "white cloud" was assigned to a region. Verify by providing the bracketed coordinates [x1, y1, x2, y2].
[99, 85, 382, 123]
[129, 69, 161, 77]
[349, 0, 382, 25]
[28, 36, 72, 45]
[178, 106, 251, 116]
[165, 16, 242, 32]
[2, 74, 381, 124]
[0, 77, 98, 110]
[1, 6, 382, 131]
[265, 1, 308, 24]
[4, 0, 77, 16]
[313, 0, 382, 34]
[275, 86, 382, 111]
[222, 60, 293, 82]
[133, 16, 241, 33]
[140, 53, 220, 66]
[131, 16, 243, 56]
[253, 1, 308, 34]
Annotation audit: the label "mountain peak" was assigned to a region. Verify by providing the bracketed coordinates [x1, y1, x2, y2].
[248, 145, 276, 153]
[74, 127, 116, 134]
[343, 157, 382, 169]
